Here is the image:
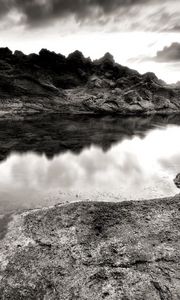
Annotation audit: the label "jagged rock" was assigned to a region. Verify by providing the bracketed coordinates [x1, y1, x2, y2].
[14, 50, 26, 58]
[0, 60, 12, 71]
[94, 52, 115, 65]
[105, 72, 113, 79]
[88, 75, 116, 89]
[123, 90, 142, 104]
[88, 75, 102, 88]
[0, 47, 179, 117]
[67, 50, 86, 65]
[116, 77, 131, 89]
[94, 53, 115, 75]
[39, 49, 66, 69]
[112, 88, 122, 95]
[0, 47, 12, 59]
[143, 72, 159, 82]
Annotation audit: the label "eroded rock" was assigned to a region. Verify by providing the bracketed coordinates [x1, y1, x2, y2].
[0, 196, 180, 299]
[0, 48, 179, 117]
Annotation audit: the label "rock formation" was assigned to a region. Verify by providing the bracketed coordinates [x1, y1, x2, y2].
[174, 174, 180, 188]
[0, 47, 179, 118]
[0, 196, 180, 299]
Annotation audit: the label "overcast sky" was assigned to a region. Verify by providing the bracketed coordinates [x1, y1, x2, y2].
[0, 0, 180, 83]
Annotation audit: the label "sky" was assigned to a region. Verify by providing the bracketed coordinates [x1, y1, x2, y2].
[0, 0, 180, 83]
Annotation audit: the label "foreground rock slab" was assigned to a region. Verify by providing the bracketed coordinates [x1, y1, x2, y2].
[0, 196, 180, 299]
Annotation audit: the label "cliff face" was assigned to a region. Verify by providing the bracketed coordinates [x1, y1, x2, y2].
[0, 47, 180, 117]
[0, 196, 180, 299]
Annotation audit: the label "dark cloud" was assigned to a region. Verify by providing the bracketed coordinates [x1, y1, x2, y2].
[170, 25, 180, 32]
[0, 0, 11, 15]
[154, 43, 180, 62]
[0, 0, 169, 26]
[129, 42, 180, 64]
[0, 0, 179, 33]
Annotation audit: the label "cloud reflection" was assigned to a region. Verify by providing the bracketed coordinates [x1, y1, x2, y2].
[0, 125, 179, 213]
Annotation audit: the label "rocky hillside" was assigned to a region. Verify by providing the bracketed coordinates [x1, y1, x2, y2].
[0, 196, 180, 299]
[0, 47, 180, 117]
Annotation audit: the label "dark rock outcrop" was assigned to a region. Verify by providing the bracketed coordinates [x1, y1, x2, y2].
[0, 47, 179, 118]
[174, 174, 180, 188]
[0, 196, 180, 299]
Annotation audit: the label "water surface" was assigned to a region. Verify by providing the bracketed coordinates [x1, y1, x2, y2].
[0, 114, 179, 214]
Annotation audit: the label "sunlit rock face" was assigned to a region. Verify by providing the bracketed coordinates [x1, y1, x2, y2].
[0, 47, 180, 118]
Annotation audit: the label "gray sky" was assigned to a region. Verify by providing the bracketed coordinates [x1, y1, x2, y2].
[0, 0, 180, 82]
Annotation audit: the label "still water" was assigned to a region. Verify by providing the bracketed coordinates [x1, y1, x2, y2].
[0, 114, 180, 214]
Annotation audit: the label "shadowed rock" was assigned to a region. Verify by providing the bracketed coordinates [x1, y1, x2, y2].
[0, 48, 179, 118]
[174, 173, 180, 188]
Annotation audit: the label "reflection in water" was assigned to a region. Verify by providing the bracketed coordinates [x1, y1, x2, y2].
[0, 114, 180, 214]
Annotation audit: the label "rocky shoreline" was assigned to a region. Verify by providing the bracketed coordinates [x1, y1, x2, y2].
[0, 47, 180, 118]
[0, 47, 180, 299]
[0, 195, 180, 299]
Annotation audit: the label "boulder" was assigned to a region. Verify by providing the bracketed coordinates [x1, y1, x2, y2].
[0, 47, 12, 59]
[0, 197, 180, 299]
[14, 50, 26, 58]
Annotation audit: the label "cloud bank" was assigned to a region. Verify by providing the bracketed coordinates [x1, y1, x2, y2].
[0, 0, 157, 21]
[154, 42, 180, 62]
[0, 0, 179, 32]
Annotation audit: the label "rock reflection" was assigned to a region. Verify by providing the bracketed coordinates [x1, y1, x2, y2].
[0, 114, 180, 214]
[0, 114, 180, 162]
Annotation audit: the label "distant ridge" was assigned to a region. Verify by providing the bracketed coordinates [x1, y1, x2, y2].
[0, 47, 179, 118]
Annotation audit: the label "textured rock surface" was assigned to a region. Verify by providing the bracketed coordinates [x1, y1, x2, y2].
[0, 196, 180, 299]
[0, 47, 180, 118]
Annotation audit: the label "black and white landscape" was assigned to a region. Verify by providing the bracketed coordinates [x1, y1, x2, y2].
[0, 47, 180, 117]
[0, 0, 180, 299]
